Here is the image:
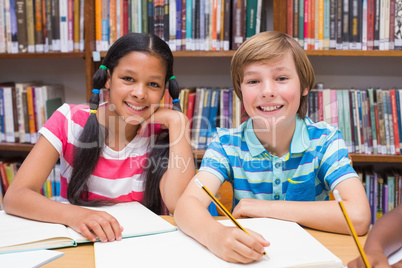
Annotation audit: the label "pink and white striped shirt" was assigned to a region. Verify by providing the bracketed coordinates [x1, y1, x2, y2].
[39, 103, 161, 203]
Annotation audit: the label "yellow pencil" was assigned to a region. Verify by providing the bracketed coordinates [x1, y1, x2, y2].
[195, 179, 269, 259]
[333, 189, 371, 268]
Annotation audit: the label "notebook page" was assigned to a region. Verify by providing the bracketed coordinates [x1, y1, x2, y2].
[95, 217, 343, 268]
[0, 250, 64, 268]
[67, 202, 177, 242]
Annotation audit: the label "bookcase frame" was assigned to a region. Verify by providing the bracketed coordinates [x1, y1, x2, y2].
[1, 0, 402, 166]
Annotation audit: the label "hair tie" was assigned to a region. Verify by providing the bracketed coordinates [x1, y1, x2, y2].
[90, 110, 97, 114]
[92, 89, 100, 94]
[99, 65, 108, 70]
[169, 76, 176, 81]
[172, 99, 180, 103]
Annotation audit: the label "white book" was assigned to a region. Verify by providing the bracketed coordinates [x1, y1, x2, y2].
[0, 249, 64, 268]
[95, 218, 343, 268]
[0, 0, 6, 53]
[0, 202, 177, 254]
[59, 0, 68, 52]
[2, 87, 15, 143]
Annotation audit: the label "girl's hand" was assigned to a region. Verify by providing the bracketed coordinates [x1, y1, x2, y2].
[68, 207, 123, 243]
[205, 225, 270, 263]
[347, 252, 390, 268]
[137, 108, 188, 136]
[232, 198, 269, 219]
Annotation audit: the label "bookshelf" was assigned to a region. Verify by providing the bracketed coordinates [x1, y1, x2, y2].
[1, 0, 402, 165]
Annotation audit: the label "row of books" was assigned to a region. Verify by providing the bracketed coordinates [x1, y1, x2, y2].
[0, 0, 85, 54]
[0, 160, 61, 209]
[94, 0, 268, 52]
[0, 82, 65, 144]
[307, 86, 402, 155]
[178, 87, 244, 149]
[287, 0, 402, 51]
[357, 168, 402, 224]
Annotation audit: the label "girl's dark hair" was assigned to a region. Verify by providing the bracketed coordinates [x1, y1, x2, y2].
[67, 33, 181, 214]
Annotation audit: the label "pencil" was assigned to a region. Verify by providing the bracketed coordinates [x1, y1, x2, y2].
[333, 189, 371, 268]
[195, 179, 269, 259]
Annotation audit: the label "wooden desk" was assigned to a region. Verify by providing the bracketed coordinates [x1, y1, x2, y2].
[43, 216, 367, 267]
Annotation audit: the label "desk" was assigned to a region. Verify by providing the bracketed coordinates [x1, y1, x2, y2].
[43, 216, 367, 267]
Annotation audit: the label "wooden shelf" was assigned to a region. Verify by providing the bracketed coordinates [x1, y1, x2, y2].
[97, 50, 235, 59]
[349, 153, 402, 163]
[305, 50, 402, 57]
[0, 52, 85, 59]
[0, 143, 34, 152]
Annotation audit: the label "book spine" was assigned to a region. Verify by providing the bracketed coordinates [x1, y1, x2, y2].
[374, 0, 380, 49]
[318, 0, 324, 50]
[342, 0, 349, 49]
[232, 0, 245, 50]
[294, 0, 299, 42]
[299, 0, 305, 47]
[368, 88, 378, 153]
[95, 0, 102, 51]
[15, 0, 27, 53]
[397, 90, 402, 153]
[390, 89, 400, 154]
[3, 87, 15, 143]
[362, 0, 368, 50]
[9, 0, 19, 53]
[389, 0, 395, 49]
[367, 0, 375, 50]
[396, 1, 402, 50]
[223, 0, 230, 50]
[169, 0, 176, 50]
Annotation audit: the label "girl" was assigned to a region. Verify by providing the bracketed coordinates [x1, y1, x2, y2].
[3, 33, 195, 243]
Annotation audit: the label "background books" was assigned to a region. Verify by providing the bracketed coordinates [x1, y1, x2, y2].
[286, 0, 402, 51]
[0, 0, 85, 54]
[93, 0, 269, 52]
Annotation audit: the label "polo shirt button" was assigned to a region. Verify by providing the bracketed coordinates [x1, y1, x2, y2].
[275, 162, 282, 168]
[275, 178, 280, 185]
[274, 194, 279, 200]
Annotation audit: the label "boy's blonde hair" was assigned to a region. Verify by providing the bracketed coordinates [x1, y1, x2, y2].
[230, 31, 315, 119]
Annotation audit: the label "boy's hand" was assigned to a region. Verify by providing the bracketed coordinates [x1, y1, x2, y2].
[347, 251, 390, 268]
[67, 207, 123, 243]
[205, 225, 270, 263]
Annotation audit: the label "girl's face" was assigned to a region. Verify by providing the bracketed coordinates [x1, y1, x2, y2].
[240, 52, 308, 133]
[105, 51, 167, 125]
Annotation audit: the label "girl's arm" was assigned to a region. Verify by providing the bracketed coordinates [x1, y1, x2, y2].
[139, 108, 195, 212]
[348, 204, 402, 268]
[3, 136, 123, 243]
[232, 177, 371, 235]
[174, 171, 269, 264]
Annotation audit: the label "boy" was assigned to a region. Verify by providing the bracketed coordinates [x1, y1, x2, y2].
[174, 31, 371, 263]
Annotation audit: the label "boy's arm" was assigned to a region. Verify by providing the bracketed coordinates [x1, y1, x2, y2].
[232, 177, 371, 235]
[174, 171, 269, 263]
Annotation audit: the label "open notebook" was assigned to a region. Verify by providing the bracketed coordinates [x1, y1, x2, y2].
[0, 202, 176, 254]
[95, 217, 343, 268]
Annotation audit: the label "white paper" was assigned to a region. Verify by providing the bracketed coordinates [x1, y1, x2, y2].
[389, 247, 402, 265]
[95, 218, 343, 268]
[0, 250, 64, 268]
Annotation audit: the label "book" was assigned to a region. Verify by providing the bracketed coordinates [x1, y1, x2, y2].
[0, 249, 64, 267]
[0, 202, 177, 254]
[95, 218, 343, 268]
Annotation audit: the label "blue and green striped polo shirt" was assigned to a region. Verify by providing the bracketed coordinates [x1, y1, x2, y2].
[199, 117, 357, 207]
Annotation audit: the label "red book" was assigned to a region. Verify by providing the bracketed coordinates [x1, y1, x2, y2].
[304, 0, 309, 50]
[390, 89, 400, 154]
[0, 162, 9, 192]
[318, 89, 323, 121]
[187, 93, 196, 131]
[123, 0, 128, 35]
[287, 0, 293, 36]
[367, 0, 375, 50]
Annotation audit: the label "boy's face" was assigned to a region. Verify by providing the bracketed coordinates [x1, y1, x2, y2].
[240, 52, 308, 133]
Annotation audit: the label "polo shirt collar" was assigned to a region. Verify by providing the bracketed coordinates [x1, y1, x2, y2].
[244, 117, 310, 158]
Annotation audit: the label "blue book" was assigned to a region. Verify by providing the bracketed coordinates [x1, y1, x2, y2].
[186, 0, 193, 50]
[207, 89, 220, 145]
[0, 88, 4, 142]
[198, 89, 212, 150]
[176, 0, 182, 50]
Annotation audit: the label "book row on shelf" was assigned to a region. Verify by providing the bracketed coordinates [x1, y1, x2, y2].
[0, 160, 61, 209]
[0, 82, 65, 144]
[308, 85, 402, 155]
[94, 0, 268, 52]
[0, 0, 85, 54]
[286, 0, 402, 51]
[357, 167, 402, 224]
